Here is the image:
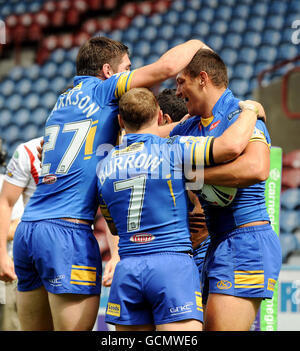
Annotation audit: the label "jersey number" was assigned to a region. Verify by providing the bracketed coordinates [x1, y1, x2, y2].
[41, 120, 92, 175]
[113, 175, 146, 232]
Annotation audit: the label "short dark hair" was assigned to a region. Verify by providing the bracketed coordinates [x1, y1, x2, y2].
[156, 88, 188, 122]
[76, 36, 129, 76]
[184, 49, 228, 88]
[119, 88, 159, 131]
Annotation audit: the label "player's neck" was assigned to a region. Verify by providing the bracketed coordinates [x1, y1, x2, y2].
[201, 86, 226, 118]
[125, 123, 160, 136]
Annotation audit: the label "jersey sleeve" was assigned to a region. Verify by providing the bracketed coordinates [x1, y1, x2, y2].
[176, 135, 215, 167]
[4, 144, 31, 189]
[95, 70, 136, 106]
[249, 120, 271, 148]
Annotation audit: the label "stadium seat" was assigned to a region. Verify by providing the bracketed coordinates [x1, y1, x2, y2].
[6, 93, 22, 111]
[24, 92, 39, 110]
[1, 79, 16, 97]
[15, 108, 31, 127]
[237, 47, 257, 64]
[268, 1, 287, 15]
[257, 45, 277, 63]
[0, 109, 12, 129]
[219, 48, 238, 66]
[280, 232, 298, 262]
[229, 79, 249, 98]
[191, 21, 210, 39]
[151, 39, 168, 56]
[281, 188, 300, 210]
[283, 150, 300, 169]
[231, 4, 249, 19]
[246, 17, 265, 33]
[206, 34, 223, 52]
[223, 32, 242, 49]
[265, 15, 284, 31]
[250, 2, 268, 17]
[282, 168, 300, 190]
[16, 78, 32, 96]
[233, 63, 254, 80]
[242, 31, 262, 48]
[280, 209, 300, 233]
[179, 8, 197, 24]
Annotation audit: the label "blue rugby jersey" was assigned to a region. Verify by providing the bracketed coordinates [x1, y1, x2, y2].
[97, 133, 214, 257]
[22, 71, 135, 222]
[170, 88, 271, 236]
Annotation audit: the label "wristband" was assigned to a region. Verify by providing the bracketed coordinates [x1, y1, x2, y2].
[240, 103, 259, 116]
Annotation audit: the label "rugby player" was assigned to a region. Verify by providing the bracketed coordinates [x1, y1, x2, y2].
[12, 36, 211, 331]
[171, 48, 282, 331]
[97, 87, 263, 331]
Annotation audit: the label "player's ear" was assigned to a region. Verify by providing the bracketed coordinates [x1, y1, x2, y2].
[158, 109, 164, 126]
[199, 71, 209, 87]
[118, 114, 125, 129]
[102, 63, 114, 79]
[164, 114, 173, 124]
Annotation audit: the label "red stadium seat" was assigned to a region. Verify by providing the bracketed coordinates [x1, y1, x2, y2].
[282, 168, 300, 190]
[112, 15, 131, 31]
[283, 150, 300, 169]
[73, 31, 90, 47]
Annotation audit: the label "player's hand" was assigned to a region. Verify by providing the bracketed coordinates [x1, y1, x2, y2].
[239, 100, 267, 123]
[0, 252, 17, 282]
[102, 254, 120, 287]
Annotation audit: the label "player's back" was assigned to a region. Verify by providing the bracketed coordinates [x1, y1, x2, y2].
[97, 133, 195, 257]
[23, 72, 134, 222]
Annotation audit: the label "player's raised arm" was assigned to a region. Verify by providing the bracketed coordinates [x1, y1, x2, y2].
[130, 40, 211, 89]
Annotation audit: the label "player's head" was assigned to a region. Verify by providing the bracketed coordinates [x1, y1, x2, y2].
[76, 36, 131, 78]
[0, 138, 7, 168]
[118, 88, 160, 132]
[156, 88, 188, 125]
[176, 49, 228, 116]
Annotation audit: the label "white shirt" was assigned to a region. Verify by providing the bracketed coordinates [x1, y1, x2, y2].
[4, 137, 43, 206]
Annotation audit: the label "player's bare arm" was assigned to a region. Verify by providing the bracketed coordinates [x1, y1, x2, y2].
[0, 181, 23, 282]
[130, 40, 211, 89]
[212, 100, 265, 164]
[204, 141, 270, 188]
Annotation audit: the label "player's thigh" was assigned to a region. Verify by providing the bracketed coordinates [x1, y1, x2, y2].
[156, 319, 203, 331]
[204, 293, 262, 331]
[116, 324, 155, 331]
[48, 292, 100, 331]
[16, 286, 53, 331]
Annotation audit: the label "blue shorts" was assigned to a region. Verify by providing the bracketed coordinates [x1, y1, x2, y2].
[105, 252, 203, 326]
[13, 219, 102, 295]
[201, 224, 282, 305]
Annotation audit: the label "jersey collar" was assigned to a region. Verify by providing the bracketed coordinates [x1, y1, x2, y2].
[200, 88, 232, 127]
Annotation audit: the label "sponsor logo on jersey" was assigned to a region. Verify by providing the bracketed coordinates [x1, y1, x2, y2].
[106, 303, 121, 317]
[42, 174, 57, 184]
[6, 171, 13, 178]
[217, 280, 232, 290]
[170, 302, 193, 315]
[209, 120, 221, 131]
[130, 233, 155, 244]
[112, 142, 144, 157]
[227, 109, 241, 121]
